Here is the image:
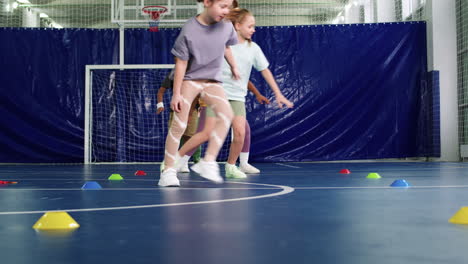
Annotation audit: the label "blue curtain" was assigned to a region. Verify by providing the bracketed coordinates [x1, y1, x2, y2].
[0, 22, 430, 163]
[0, 28, 119, 162]
[248, 22, 430, 161]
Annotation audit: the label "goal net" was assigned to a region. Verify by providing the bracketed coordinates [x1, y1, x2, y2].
[84, 64, 232, 163]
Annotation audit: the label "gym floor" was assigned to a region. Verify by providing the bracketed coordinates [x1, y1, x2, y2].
[1, 162, 468, 264]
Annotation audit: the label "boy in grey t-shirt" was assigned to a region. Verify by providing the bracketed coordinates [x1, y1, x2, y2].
[159, 0, 240, 187]
[156, 71, 202, 167]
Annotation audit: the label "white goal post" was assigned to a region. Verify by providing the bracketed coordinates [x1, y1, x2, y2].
[84, 64, 174, 164]
[84, 63, 233, 164]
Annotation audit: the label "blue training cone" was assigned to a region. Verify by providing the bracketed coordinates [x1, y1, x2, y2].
[81, 181, 102, 190]
[390, 179, 410, 188]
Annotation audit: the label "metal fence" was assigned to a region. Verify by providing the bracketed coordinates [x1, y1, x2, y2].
[1, 0, 427, 29]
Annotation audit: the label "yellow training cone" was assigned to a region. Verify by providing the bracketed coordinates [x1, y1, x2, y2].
[33, 211, 80, 230]
[449, 207, 468, 224]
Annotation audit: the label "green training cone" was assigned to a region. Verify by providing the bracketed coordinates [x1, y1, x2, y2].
[108, 174, 123, 180]
[366, 173, 381, 179]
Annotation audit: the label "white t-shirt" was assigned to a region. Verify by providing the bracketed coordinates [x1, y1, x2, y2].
[221, 41, 269, 102]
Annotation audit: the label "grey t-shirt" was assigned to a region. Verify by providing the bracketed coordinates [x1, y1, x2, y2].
[171, 17, 238, 82]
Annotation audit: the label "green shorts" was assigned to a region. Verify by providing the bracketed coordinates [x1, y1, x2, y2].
[206, 100, 246, 117]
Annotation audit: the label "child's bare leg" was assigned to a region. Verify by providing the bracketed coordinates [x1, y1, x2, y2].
[179, 116, 216, 157]
[163, 81, 202, 169]
[227, 116, 246, 164]
[239, 121, 260, 174]
[200, 82, 234, 162]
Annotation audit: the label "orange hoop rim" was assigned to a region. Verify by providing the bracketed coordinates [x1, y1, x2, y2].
[142, 5, 168, 20]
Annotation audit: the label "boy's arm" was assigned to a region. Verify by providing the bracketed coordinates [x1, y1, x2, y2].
[247, 81, 270, 104]
[156, 87, 166, 114]
[224, 46, 240, 80]
[260, 69, 294, 108]
[171, 58, 188, 112]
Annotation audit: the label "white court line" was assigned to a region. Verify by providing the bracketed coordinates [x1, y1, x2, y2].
[294, 185, 468, 190]
[0, 179, 217, 182]
[0, 187, 281, 191]
[275, 163, 301, 169]
[0, 181, 294, 215]
[6, 185, 468, 191]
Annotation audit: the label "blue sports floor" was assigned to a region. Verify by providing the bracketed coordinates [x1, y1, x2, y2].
[1, 162, 468, 264]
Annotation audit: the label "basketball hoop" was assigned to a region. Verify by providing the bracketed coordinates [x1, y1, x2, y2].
[142, 5, 168, 32]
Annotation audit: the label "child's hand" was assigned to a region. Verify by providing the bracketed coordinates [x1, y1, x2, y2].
[156, 102, 165, 114]
[171, 95, 183, 113]
[276, 95, 294, 109]
[231, 67, 241, 80]
[256, 94, 270, 104]
[156, 107, 165, 114]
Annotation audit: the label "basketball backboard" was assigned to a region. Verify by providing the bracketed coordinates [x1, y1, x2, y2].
[111, 0, 203, 27]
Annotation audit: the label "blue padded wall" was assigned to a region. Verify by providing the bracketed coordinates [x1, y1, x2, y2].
[0, 22, 432, 163]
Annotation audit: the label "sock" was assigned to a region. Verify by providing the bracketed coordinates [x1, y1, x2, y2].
[180, 155, 190, 165]
[240, 152, 249, 166]
[174, 152, 181, 164]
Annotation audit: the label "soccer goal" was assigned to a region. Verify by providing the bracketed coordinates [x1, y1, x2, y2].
[84, 64, 232, 164]
[84, 64, 174, 164]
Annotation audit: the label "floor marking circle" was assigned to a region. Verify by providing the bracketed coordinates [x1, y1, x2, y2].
[0, 181, 294, 215]
[293, 185, 468, 190]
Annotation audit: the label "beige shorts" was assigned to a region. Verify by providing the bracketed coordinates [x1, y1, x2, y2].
[168, 108, 198, 137]
[206, 100, 246, 117]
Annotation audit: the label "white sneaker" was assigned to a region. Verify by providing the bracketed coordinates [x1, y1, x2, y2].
[198, 160, 223, 184]
[158, 168, 180, 187]
[174, 154, 192, 173]
[239, 163, 260, 174]
[191, 162, 202, 174]
[177, 161, 190, 173]
[225, 163, 247, 179]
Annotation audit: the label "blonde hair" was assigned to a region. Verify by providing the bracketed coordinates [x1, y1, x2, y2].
[226, 8, 253, 43]
[197, 0, 237, 3]
[197, 0, 238, 8]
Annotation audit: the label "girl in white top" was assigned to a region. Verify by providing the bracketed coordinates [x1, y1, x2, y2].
[222, 8, 293, 178]
[174, 8, 293, 178]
